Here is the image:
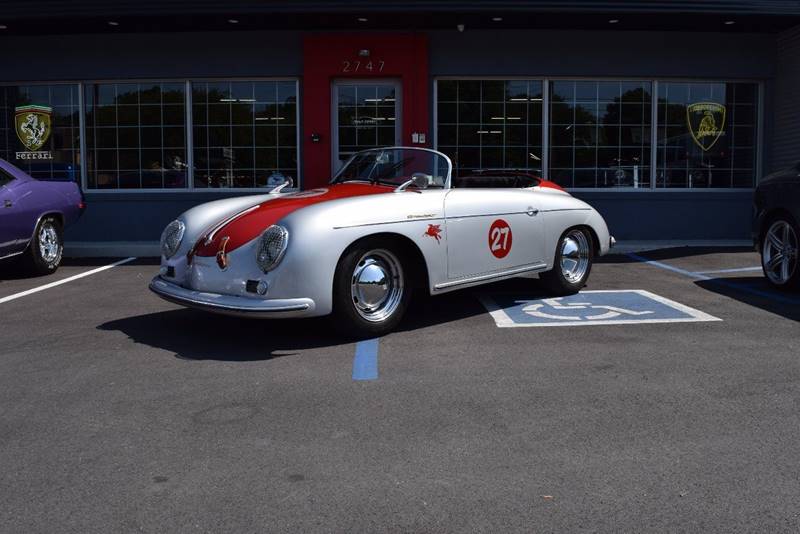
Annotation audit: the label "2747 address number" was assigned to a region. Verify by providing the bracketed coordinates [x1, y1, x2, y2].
[341, 60, 385, 73]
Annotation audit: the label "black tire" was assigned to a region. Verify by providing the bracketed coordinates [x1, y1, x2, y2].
[331, 239, 411, 338]
[760, 215, 799, 291]
[539, 227, 594, 296]
[22, 216, 63, 276]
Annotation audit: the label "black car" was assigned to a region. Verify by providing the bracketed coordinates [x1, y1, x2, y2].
[753, 162, 800, 290]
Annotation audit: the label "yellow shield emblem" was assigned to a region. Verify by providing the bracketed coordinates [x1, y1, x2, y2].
[15, 105, 53, 152]
[686, 102, 726, 152]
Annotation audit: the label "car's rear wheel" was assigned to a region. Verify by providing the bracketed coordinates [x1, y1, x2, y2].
[539, 227, 594, 296]
[22, 216, 63, 275]
[332, 240, 410, 338]
[761, 216, 799, 290]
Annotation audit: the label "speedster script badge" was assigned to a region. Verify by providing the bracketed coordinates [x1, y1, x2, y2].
[686, 102, 726, 151]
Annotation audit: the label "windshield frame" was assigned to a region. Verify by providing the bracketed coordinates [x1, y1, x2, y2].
[331, 146, 453, 189]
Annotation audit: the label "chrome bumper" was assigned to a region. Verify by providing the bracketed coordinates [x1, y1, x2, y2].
[149, 277, 315, 318]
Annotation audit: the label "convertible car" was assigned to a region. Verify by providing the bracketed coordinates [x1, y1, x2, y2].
[150, 147, 614, 336]
[0, 159, 85, 275]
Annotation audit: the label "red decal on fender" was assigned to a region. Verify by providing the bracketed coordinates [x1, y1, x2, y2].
[423, 224, 442, 243]
[489, 219, 512, 258]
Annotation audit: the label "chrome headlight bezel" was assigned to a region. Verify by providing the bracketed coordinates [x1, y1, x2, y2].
[160, 219, 185, 259]
[255, 225, 289, 273]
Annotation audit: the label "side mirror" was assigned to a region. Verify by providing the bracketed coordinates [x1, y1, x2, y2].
[411, 172, 432, 190]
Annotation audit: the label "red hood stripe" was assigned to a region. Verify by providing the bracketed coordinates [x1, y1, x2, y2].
[193, 183, 392, 257]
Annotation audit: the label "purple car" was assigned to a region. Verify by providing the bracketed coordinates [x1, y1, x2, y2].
[0, 159, 85, 275]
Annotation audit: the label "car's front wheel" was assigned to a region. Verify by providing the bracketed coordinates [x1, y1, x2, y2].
[23, 216, 63, 275]
[332, 240, 410, 338]
[539, 227, 594, 296]
[761, 216, 799, 290]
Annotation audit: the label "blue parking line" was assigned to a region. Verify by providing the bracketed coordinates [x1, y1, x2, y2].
[352, 338, 379, 381]
[627, 253, 800, 306]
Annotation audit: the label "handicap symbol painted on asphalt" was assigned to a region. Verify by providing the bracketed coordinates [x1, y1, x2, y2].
[480, 290, 721, 328]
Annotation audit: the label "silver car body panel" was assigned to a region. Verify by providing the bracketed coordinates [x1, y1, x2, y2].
[151, 149, 612, 318]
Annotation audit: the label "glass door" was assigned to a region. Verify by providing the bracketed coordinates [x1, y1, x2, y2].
[332, 80, 401, 174]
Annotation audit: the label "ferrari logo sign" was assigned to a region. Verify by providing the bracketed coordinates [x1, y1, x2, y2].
[686, 102, 726, 151]
[14, 105, 54, 160]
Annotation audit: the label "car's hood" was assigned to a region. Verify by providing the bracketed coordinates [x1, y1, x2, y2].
[192, 183, 393, 257]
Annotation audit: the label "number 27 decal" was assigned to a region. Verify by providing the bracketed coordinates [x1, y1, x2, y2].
[489, 219, 512, 258]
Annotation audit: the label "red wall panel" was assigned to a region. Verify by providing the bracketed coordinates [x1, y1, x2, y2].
[302, 33, 429, 189]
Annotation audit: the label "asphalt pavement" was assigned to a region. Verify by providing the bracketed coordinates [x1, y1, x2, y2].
[1, 248, 799, 533]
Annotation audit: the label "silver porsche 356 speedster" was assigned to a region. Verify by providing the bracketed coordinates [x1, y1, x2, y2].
[150, 147, 614, 336]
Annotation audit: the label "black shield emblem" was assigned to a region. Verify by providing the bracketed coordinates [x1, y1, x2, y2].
[686, 102, 726, 152]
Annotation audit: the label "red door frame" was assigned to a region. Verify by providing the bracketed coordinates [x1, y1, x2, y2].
[302, 33, 429, 189]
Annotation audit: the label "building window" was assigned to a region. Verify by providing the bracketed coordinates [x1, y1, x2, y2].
[192, 80, 298, 189]
[85, 82, 187, 189]
[0, 84, 81, 181]
[656, 82, 758, 188]
[436, 80, 544, 176]
[549, 80, 653, 188]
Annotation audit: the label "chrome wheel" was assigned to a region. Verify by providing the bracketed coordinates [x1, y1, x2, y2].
[38, 221, 61, 264]
[762, 220, 797, 286]
[560, 230, 590, 284]
[350, 249, 404, 323]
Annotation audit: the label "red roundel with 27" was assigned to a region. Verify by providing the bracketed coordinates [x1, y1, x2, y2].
[488, 219, 512, 258]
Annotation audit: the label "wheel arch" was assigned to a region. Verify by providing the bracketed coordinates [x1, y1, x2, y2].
[25, 211, 65, 250]
[550, 223, 601, 267]
[335, 232, 430, 292]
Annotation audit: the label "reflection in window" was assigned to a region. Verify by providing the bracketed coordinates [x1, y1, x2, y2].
[336, 83, 397, 168]
[85, 82, 187, 189]
[436, 80, 544, 176]
[0, 84, 81, 181]
[549, 80, 652, 188]
[192, 81, 297, 189]
[656, 82, 757, 188]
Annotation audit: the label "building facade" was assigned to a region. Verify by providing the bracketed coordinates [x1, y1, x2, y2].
[1, 1, 799, 251]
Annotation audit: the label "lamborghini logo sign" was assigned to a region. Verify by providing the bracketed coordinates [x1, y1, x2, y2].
[686, 102, 726, 152]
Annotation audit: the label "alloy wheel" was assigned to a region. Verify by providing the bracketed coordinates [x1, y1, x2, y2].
[763, 220, 798, 285]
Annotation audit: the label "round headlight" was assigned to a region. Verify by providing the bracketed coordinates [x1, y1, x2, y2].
[256, 225, 288, 272]
[160, 220, 185, 259]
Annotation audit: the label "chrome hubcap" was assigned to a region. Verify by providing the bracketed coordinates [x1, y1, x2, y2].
[763, 220, 797, 285]
[38, 222, 61, 264]
[350, 249, 404, 323]
[560, 230, 590, 284]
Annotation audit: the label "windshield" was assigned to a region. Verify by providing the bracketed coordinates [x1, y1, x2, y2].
[333, 148, 451, 188]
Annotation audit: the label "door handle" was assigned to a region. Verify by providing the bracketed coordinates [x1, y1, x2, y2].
[526, 206, 539, 217]
[3, 199, 11, 208]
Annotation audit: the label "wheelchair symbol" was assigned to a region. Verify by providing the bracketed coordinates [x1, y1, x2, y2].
[517, 298, 654, 321]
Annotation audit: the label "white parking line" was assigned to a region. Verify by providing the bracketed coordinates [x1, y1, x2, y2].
[695, 266, 763, 275]
[0, 257, 136, 305]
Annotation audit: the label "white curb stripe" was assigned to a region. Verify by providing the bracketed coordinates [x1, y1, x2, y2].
[0, 257, 136, 305]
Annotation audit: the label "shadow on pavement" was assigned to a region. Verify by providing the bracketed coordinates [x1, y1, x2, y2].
[99, 309, 349, 361]
[597, 246, 755, 264]
[695, 276, 800, 322]
[98, 285, 499, 360]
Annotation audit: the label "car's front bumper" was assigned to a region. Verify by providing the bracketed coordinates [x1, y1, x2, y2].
[149, 276, 316, 318]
